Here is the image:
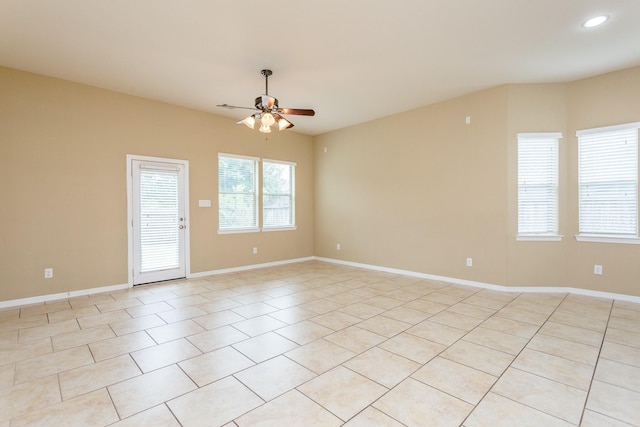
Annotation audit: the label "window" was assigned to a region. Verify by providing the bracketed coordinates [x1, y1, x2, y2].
[218, 154, 259, 232]
[517, 132, 561, 240]
[263, 160, 296, 229]
[577, 122, 639, 242]
[218, 154, 296, 233]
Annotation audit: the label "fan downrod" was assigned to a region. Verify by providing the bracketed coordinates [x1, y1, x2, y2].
[261, 69, 272, 95]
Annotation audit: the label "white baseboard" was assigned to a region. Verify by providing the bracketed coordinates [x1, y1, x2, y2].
[315, 257, 640, 303]
[0, 283, 130, 310]
[3, 255, 638, 309]
[187, 256, 316, 278]
[0, 258, 316, 309]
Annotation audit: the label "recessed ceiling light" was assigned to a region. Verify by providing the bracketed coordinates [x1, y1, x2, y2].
[583, 15, 609, 28]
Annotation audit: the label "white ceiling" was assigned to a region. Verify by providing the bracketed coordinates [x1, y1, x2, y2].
[1, 1, 639, 136]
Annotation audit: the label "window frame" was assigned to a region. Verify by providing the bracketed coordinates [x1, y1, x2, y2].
[576, 122, 640, 245]
[217, 153, 297, 234]
[262, 158, 297, 231]
[217, 153, 260, 234]
[516, 132, 563, 242]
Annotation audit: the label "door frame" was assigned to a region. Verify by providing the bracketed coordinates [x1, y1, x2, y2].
[126, 154, 191, 287]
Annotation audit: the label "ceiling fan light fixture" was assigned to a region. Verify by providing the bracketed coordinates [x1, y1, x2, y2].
[239, 115, 256, 129]
[261, 112, 276, 127]
[277, 116, 293, 130]
[259, 123, 272, 133]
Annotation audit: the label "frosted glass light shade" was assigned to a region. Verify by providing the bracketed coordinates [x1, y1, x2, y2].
[259, 123, 272, 133]
[261, 112, 275, 127]
[240, 115, 255, 129]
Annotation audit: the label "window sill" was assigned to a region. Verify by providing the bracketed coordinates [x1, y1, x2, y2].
[516, 235, 563, 242]
[575, 235, 640, 245]
[218, 228, 261, 235]
[262, 226, 297, 232]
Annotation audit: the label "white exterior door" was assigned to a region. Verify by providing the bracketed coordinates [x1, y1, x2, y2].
[130, 157, 188, 285]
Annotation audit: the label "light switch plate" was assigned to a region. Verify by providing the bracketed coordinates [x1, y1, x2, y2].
[198, 199, 211, 208]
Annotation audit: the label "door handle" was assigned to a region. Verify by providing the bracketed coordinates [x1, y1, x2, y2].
[179, 225, 185, 229]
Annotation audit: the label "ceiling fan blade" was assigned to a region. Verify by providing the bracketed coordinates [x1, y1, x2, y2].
[216, 103, 257, 111]
[277, 108, 315, 116]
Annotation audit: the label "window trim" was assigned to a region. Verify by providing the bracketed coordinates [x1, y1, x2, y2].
[217, 227, 261, 235]
[575, 235, 640, 245]
[217, 154, 298, 234]
[575, 122, 640, 242]
[262, 158, 297, 231]
[261, 226, 297, 232]
[516, 235, 564, 242]
[217, 153, 260, 234]
[575, 122, 640, 138]
[516, 132, 563, 241]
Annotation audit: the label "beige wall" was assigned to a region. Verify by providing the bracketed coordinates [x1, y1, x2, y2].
[2, 64, 639, 302]
[0, 66, 314, 301]
[566, 67, 640, 295]
[315, 86, 511, 286]
[315, 66, 640, 297]
[506, 83, 569, 287]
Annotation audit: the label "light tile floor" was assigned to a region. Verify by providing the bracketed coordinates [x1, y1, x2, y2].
[1, 261, 640, 426]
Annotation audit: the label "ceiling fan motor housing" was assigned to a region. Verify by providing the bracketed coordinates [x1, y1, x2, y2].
[255, 95, 278, 111]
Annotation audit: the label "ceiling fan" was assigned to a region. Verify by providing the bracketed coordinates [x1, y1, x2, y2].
[217, 69, 315, 133]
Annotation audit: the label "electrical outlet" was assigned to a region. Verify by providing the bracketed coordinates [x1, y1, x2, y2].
[252, 247, 258, 255]
[44, 268, 53, 278]
[466, 258, 473, 267]
[337, 243, 341, 250]
[594, 264, 603, 275]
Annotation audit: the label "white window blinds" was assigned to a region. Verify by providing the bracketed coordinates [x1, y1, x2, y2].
[577, 123, 639, 237]
[517, 133, 561, 236]
[263, 160, 295, 228]
[139, 168, 181, 272]
[218, 154, 259, 231]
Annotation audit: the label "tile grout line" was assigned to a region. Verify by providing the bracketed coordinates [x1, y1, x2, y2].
[3, 263, 639, 426]
[457, 292, 570, 426]
[576, 298, 614, 426]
